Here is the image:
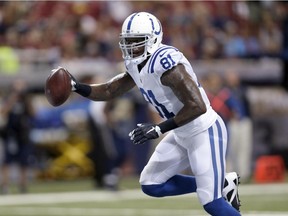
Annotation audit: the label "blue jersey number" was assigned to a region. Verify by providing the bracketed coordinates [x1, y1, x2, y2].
[160, 54, 176, 70]
[140, 88, 175, 119]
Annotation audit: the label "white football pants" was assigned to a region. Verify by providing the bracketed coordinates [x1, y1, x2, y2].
[140, 115, 228, 205]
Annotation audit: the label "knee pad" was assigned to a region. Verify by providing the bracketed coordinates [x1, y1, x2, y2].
[197, 187, 213, 205]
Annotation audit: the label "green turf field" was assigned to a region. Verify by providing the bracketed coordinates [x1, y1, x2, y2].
[0, 177, 288, 216]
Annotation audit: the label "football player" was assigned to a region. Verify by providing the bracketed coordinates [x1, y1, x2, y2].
[64, 12, 241, 215]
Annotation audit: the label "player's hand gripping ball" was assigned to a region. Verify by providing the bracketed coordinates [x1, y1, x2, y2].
[45, 67, 71, 107]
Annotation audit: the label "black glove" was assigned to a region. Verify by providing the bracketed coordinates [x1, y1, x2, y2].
[67, 70, 91, 97]
[68, 71, 79, 92]
[129, 123, 162, 145]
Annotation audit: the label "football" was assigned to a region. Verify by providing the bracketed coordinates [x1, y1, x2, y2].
[45, 67, 71, 107]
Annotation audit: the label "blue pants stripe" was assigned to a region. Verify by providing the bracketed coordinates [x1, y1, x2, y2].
[208, 125, 218, 200]
[216, 120, 225, 190]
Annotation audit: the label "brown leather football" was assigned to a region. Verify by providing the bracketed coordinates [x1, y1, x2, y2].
[45, 67, 71, 107]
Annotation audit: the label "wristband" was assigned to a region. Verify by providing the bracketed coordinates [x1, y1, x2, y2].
[158, 118, 178, 134]
[75, 83, 92, 97]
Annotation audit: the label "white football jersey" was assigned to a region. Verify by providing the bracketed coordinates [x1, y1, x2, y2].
[125, 44, 217, 136]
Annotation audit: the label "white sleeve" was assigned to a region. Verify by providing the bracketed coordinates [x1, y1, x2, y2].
[148, 46, 183, 77]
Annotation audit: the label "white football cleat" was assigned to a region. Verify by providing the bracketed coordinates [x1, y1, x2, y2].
[223, 172, 241, 211]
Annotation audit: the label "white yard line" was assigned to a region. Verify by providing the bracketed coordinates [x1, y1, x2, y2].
[0, 207, 207, 216]
[0, 182, 288, 206]
[239, 183, 288, 195]
[0, 190, 150, 206]
[0, 183, 287, 216]
[0, 207, 287, 216]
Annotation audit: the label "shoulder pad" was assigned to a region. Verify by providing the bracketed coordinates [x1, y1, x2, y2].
[148, 45, 180, 75]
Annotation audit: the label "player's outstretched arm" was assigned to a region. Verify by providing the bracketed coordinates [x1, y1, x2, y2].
[71, 72, 136, 101]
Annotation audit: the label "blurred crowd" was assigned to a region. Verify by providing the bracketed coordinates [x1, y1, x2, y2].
[0, 1, 287, 62]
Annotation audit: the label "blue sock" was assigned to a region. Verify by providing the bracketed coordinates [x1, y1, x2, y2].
[204, 197, 241, 216]
[141, 174, 197, 197]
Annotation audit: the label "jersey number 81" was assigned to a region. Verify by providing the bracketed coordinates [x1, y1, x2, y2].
[140, 88, 175, 119]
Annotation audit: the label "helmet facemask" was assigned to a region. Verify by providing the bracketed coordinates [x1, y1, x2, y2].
[119, 34, 151, 64]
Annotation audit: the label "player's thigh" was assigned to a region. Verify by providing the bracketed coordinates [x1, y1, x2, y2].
[188, 118, 227, 205]
[140, 132, 189, 185]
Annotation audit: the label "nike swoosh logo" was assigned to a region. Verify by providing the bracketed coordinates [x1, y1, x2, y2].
[159, 51, 167, 57]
